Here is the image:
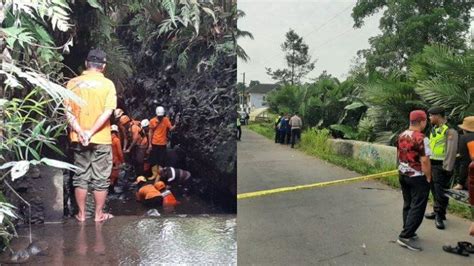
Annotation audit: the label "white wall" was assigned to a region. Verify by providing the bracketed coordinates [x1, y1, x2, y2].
[249, 93, 267, 109]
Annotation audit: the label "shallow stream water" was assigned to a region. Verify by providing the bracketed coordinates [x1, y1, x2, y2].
[2, 215, 236, 265]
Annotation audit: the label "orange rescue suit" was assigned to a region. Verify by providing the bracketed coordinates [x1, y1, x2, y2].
[136, 181, 179, 207]
[110, 133, 124, 185]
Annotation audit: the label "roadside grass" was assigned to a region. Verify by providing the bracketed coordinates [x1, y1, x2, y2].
[247, 121, 274, 140]
[248, 124, 472, 219]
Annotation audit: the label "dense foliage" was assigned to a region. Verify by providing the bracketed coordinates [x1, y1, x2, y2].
[265, 1, 473, 145]
[352, 0, 473, 72]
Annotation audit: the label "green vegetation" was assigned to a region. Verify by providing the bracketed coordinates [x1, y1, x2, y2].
[352, 0, 473, 72]
[263, 1, 474, 145]
[267, 44, 474, 145]
[248, 126, 472, 218]
[0, 0, 87, 249]
[0, 192, 16, 251]
[247, 121, 274, 140]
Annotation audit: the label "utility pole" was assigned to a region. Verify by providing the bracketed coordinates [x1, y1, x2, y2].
[242, 72, 246, 112]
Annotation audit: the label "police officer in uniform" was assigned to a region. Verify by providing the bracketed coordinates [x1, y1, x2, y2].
[274, 113, 283, 143]
[424, 107, 458, 229]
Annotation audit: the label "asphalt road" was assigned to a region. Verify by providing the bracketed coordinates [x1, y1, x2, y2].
[238, 128, 473, 265]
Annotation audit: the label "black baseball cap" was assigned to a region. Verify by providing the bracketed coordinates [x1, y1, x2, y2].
[427, 106, 445, 116]
[86, 48, 107, 63]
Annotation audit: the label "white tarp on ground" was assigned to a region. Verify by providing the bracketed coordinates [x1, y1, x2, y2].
[249, 107, 269, 121]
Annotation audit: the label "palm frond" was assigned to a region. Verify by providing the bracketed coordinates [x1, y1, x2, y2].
[236, 29, 254, 40]
[236, 45, 249, 62]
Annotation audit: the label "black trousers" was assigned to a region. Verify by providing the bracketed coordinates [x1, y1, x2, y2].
[131, 146, 147, 176]
[430, 162, 451, 217]
[237, 126, 242, 140]
[150, 145, 167, 167]
[279, 131, 287, 144]
[456, 160, 468, 188]
[274, 129, 280, 143]
[291, 128, 301, 148]
[399, 174, 430, 238]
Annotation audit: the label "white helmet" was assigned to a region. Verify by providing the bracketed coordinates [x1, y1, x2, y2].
[141, 119, 150, 128]
[114, 108, 124, 119]
[156, 106, 165, 116]
[111, 124, 119, 132]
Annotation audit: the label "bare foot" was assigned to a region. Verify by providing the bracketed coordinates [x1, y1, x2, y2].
[75, 214, 86, 222]
[453, 184, 464, 190]
[94, 213, 114, 222]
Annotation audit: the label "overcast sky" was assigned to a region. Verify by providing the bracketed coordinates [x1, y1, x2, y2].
[237, 0, 382, 84]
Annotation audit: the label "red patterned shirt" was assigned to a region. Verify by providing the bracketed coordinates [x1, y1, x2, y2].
[397, 130, 431, 177]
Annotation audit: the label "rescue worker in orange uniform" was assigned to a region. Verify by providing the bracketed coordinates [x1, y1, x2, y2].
[147, 106, 177, 168]
[110, 125, 124, 186]
[124, 119, 148, 176]
[118, 115, 131, 152]
[134, 176, 179, 208]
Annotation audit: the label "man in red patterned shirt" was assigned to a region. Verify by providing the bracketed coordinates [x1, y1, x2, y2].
[396, 110, 432, 251]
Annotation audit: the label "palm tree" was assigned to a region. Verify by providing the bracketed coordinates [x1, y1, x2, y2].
[412, 44, 474, 123]
[233, 8, 254, 62]
[361, 72, 424, 144]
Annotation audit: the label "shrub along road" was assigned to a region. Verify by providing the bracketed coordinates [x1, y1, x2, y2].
[238, 128, 472, 265]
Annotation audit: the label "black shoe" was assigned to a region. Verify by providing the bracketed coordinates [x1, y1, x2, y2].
[410, 233, 419, 240]
[397, 237, 422, 251]
[424, 212, 436, 220]
[435, 215, 445, 229]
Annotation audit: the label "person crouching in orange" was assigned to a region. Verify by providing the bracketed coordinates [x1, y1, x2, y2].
[110, 125, 124, 187]
[134, 176, 179, 209]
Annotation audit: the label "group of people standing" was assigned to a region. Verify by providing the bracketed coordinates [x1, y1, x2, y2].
[110, 105, 177, 184]
[274, 112, 303, 148]
[65, 49, 180, 222]
[396, 107, 474, 253]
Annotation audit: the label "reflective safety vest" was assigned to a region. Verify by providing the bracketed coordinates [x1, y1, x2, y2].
[429, 124, 449, 161]
[275, 116, 282, 128]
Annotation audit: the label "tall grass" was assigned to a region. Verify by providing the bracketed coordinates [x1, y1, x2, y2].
[247, 122, 275, 140]
[299, 128, 331, 156]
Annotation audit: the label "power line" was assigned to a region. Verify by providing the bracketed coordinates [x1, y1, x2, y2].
[241, 27, 358, 81]
[313, 27, 354, 50]
[302, 2, 354, 39]
[245, 2, 354, 50]
[240, 2, 358, 81]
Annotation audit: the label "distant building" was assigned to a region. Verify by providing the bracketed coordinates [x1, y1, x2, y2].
[247, 83, 279, 110]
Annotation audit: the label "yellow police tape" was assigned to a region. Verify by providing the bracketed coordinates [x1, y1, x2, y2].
[237, 170, 398, 200]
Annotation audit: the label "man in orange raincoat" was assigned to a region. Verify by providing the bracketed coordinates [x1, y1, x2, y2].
[110, 125, 124, 186]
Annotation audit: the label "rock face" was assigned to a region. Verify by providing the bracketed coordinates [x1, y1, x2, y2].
[3, 166, 63, 224]
[121, 48, 237, 212]
[56, 3, 238, 213]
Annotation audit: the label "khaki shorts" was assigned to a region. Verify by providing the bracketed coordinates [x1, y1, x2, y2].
[72, 143, 112, 191]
